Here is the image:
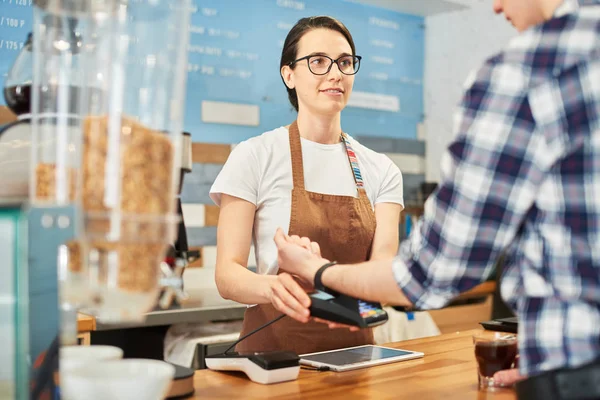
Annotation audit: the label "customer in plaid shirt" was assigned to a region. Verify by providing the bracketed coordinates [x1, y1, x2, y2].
[273, 0, 600, 395]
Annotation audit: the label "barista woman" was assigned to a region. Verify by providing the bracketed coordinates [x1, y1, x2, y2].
[210, 16, 404, 354]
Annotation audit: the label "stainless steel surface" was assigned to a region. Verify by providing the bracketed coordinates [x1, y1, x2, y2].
[0, 198, 27, 207]
[158, 260, 188, 309]
[89, 288, 246, 330]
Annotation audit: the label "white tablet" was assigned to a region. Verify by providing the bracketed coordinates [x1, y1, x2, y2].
[300, 345, 424, 372]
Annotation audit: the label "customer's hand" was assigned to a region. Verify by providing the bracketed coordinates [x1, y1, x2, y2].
[273, 229, 361, 330]
[267, 272, 312, 323]
[493, 368, 526, 386]
[286, 233, 322, 257]
[274, 228, 326, 283]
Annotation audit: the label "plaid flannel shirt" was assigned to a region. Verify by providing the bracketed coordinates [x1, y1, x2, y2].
[393, 1, 600, 377]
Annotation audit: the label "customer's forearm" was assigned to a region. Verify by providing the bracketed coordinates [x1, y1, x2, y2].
[215, 266, 276, 305]
[318, 259, 412, 306]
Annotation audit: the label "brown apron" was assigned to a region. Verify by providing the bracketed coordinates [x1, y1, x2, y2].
[235, 120, 377, 355]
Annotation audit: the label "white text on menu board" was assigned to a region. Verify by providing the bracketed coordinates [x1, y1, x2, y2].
[187, 3, 255, 80]
[187, 63, 253, 79]
[184, 3, 217, 15]
[1, 0, 32, 6]
[0, 40, 23, 50]
[189, 26, 240, 39]
[0, 16, 26, 28]
[276, 0, 304, 10]
[0, 0, 31, 51]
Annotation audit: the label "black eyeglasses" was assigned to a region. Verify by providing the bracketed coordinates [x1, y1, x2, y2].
[289, 54, 362, 75]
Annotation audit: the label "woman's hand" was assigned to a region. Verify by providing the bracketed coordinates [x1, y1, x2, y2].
[274, 231, 360, 331]
[268, 229, 321, 322]
[272, 229, 365, 330]
[312, 318, 361, 332]
[266, 276, 360, 329]
[267, 272, 312, 323]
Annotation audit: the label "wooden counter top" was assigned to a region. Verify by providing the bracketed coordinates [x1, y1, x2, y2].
[191, 329, 516, 400]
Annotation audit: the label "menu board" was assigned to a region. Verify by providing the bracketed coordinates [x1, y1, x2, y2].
[0, 0, 31, 101]
[0, 0, 424, 143]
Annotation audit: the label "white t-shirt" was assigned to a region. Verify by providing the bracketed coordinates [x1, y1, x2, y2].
[209, 126, 404, 275]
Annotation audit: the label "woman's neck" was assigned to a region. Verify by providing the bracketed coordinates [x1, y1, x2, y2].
[296, 110, 342, 144]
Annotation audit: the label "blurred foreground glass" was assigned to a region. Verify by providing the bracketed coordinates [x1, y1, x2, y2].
[30, 0, 191, 322]
[473, 331, 518, 391]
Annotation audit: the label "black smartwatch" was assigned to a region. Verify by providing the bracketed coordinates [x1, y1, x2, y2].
[313, 261, 338, 294]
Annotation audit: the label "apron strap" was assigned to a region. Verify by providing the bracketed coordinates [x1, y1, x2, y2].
[341, 133, 364, 189]
[288, 121, 305, 190]
[289, 122, 366, 193]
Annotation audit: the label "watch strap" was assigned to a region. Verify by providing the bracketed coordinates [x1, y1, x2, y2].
[314, 261, 338, 294]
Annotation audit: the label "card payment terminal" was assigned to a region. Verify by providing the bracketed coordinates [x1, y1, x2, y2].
[309, 290, 388, 328]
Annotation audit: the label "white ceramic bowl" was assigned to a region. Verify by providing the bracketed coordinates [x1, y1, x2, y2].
[60, 345, 123, 374]
[61, 359, 176, 400]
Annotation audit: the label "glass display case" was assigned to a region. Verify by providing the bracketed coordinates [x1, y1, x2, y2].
[0, 207, 28, 400]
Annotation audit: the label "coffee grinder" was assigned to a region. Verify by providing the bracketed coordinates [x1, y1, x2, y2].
[159, 131, 199, 309]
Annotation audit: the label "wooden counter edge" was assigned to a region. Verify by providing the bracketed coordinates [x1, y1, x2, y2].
[77, 313, 96, 333]
[455, 281, 496, 300]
